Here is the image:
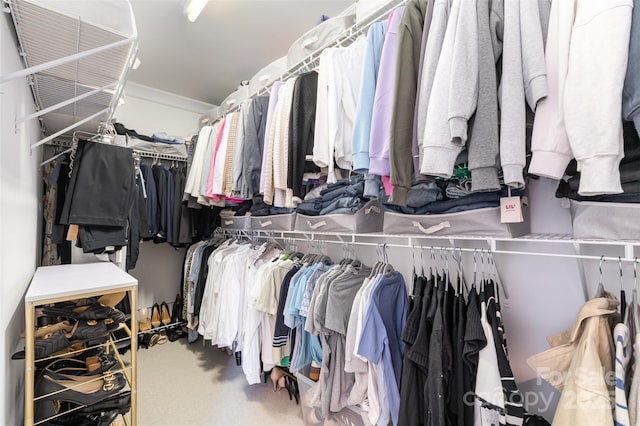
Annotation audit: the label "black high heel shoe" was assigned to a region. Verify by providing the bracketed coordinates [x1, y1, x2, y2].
[167, 294, 184, 342]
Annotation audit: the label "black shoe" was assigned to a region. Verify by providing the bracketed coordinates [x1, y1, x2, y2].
[77, 302, 126, 324]
[36, 369, 126, 406]
[75, 390, 131, 415]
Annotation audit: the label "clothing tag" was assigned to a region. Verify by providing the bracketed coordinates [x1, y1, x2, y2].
[560, 197, 570, 209]
[66, 224, 79, 241]
[500, 196, 523, 223]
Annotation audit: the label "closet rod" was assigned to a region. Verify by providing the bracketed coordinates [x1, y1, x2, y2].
[40, 147, 72, 167]
[225, 230, 638, 263]
[133, 150, 187, 162]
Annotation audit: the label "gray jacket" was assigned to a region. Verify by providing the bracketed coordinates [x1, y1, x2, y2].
[242, 96, 270, 198]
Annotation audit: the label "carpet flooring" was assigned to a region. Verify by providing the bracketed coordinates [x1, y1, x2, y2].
[135, 338, 304, 426]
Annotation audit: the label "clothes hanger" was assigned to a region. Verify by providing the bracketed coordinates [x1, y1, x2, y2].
[472, 249, 478, 289]
[456, 248, 469, 295]
[634, 258, 639, 333]
[620, 256, 627, 320]
[489, 250, 509, 300]
[597, 256, 606, 298]
[382, 244, 394, 274]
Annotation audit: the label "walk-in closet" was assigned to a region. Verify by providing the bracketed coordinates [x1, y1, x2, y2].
[2, 0, 640, 425]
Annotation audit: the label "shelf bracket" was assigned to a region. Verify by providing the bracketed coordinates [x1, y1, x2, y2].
[0, 37, 135, 84]
[30, 108, 108, 150]
[16, 81, 117, 124]
[625, 243, 635, 261]
[572, 242, 590, 302]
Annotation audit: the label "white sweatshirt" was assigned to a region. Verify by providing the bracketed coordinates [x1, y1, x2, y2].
[529, 0, 576, 180]
[530, 0, 632, 196]
[564, 0, 632, 195]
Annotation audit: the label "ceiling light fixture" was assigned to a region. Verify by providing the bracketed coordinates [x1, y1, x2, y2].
[184, 0, 208, 23]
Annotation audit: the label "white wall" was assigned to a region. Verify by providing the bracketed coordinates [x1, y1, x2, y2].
[114, 83, 213, 310]
[1, 13, 44, 426]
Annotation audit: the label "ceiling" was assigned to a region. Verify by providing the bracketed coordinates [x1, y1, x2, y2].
[127, 0, 353, 106]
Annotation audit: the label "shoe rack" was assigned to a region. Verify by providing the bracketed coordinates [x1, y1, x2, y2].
[23, 263, 138, 426]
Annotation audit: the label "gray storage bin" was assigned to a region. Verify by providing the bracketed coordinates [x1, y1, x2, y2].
[383, 206, 530, 237]
[248, 56, 287, 96]
[250, 213, 297, 231]
[295, 200, 383, 233]
[287, 14, 355, 68]
[570, 200, 640, 240]
[220, 214, 250, 230]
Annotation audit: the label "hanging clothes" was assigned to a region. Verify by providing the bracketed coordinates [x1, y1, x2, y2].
[527, 294, 620, 426]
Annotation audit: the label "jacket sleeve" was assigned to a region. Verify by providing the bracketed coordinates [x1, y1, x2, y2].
[520, 0, 547, 111]
[420, 0, 463, 178]
[389, 2, 426, 206]
[447, 0, 478, 146]
[529, 0, 574, 180]
[499, 0, 526, 188]
[352, 23, 385, 174]
[469, 0, 501, 192]
[415, 0, 450, 169]
[564, 0, 631, 195]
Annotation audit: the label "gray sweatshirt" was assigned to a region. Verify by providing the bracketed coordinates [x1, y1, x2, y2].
[469, 0, 502, 192]
[623, 0, 640, 130]
[415, 0, 451, 168]
[420, 0, 462, 178]
[521, 0, 547, 112]
[499, 0, 526, 188]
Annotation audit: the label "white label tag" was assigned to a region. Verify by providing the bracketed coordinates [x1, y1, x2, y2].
[501, 196, 523, 223]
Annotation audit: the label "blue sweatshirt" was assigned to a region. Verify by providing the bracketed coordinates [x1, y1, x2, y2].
[352, 21, 386, 173]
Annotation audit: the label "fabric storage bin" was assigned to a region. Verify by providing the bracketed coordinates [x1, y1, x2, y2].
[250, 213, 296, 231]
[248, 56, 287, 96]
[220, 214, 250, 230]
[295, 200, 383, 233]
[286, 14, 355, 68]
[296, 365, 370, 426]
[569, 200, 640, 240]
[383, 206, 530, 237]
[219, 86, 249, 116]
[199, 106, 222, 128]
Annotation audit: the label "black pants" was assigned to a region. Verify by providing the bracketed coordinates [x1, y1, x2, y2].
[60, 140, 134, 227]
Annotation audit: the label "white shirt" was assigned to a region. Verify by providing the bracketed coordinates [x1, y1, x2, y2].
[184, 125, 213, 197]
[313, 38, 366, 183]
